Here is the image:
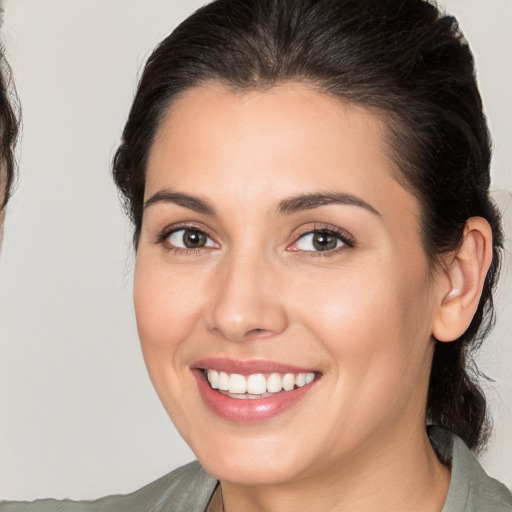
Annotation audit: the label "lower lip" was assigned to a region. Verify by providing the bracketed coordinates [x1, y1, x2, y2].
[192, 370, 317, 423]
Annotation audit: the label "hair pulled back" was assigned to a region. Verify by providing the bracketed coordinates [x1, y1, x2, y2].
[113, 0, 503, 451]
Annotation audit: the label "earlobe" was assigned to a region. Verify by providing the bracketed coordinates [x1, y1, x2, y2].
[432, 217, 493, 343]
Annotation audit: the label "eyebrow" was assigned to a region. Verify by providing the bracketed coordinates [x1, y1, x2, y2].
[144, 190, 216, 215]
[143, 190, 380, 217]
[278, 192, 381, 216]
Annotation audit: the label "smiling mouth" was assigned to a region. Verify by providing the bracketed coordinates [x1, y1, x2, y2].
[203, 369, 318, 399]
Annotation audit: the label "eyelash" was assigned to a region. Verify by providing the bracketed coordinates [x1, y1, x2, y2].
[289, 224, 355, 256]
[154, 223, 355, 256]
[155, 223, 218, 255]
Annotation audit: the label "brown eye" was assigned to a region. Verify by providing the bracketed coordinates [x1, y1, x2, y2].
[167, 229, 217, 249]
[183, 230, 207, 248]
[293, 230, 347, 252]
[312, 233, 338, 251]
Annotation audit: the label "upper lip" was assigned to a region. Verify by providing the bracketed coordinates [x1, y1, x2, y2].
[192, 358, 318, 375]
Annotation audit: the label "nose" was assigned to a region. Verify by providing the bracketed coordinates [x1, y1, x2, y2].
[205, 250, 289, 342]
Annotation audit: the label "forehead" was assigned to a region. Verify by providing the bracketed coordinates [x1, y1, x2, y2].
[153, 81, 389, 143]
[146, 82, 418, 219]
[150, 83, 388, 174]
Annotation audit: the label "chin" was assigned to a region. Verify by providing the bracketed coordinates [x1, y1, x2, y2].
[179, 422, 310, 486]
[199, 447, 305, 486]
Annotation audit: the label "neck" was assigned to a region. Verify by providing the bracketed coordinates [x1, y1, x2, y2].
[220, 425, 450, 512]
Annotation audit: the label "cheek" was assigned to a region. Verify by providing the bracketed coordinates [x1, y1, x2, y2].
[133, 257, 206, 361]
[133, 256, 212, 431]
[291, 259, 434, 384]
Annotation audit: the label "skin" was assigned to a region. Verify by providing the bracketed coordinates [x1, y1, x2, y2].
[134, 82, 455, 511]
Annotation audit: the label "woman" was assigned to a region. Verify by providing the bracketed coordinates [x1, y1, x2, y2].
[3, 0, 511, 510]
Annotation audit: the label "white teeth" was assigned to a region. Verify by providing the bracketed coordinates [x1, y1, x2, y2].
[267, 373, 283, 393]
[218, 371, 229, 391]
[295, 373, 306, 387]
[206, 369, 317, 396]
[247, 374, 267, 394]
[229, 373, 247, 394]
[207, 369, 219, 389]
[282, 373, 295, 391]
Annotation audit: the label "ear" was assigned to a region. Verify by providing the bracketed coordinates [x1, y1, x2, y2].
[432, 217, 494, 343]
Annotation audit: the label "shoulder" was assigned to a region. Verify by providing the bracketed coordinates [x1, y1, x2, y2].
[0, 461, 218, 512]
[428, 426, 512, 512]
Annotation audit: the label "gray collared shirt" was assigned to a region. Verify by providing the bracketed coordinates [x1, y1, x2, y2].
[1, 427, 511, 511]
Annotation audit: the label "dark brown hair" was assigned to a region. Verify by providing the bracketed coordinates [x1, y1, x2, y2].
[113, 0, 503, 451]
[0, 41, 19, 211]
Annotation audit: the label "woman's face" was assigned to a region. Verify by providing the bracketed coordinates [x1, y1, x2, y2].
[134, 83, 443, 486]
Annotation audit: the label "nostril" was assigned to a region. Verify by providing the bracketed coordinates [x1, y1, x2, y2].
[243, 328, 275, 341]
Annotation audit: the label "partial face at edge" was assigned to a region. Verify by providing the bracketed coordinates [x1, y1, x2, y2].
[133, 83, 443, 485]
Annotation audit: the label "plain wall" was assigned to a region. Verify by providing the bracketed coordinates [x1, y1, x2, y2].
[0, 0, 510, 500]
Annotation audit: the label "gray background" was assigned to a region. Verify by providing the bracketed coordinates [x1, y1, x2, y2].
[0, 0, 510, 500]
